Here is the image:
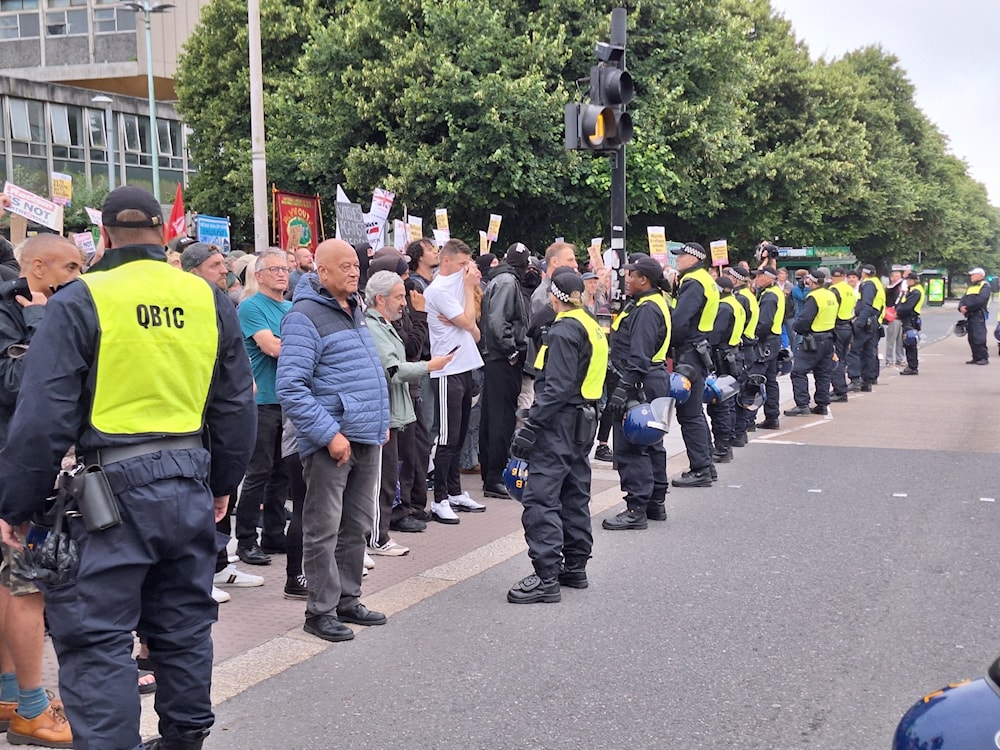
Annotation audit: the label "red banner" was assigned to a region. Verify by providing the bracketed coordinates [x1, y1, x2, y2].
[273, 187, 322, 252]
[166, 182, 185, 242]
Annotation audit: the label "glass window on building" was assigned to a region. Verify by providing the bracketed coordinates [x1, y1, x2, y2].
[50, 103, 84, 160]
[46, 0, 86, 7]
[157, 120, 184, 169]
[0, 11, 40, 38]
[93, 6, 134, 33]
[87, 107, 107, 163]
[45, 8, 86, 34]
[0, 0, 39, 9]
[122, 113, 152, 166]
[8, 99, 46, 157]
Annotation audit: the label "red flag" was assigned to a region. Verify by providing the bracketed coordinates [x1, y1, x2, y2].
[165, 183, 186, 241]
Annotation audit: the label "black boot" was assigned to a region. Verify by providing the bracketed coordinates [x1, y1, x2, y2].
[783, 405, 809, 416]
[144, 729, 210, 750]
[732, 432, 748, 447]
[646, 493, 668, 521]
[602, 508, 648, 530]
[559, 558, 590, 589]
[757, 418, 780, 430]
[810, 404, 828, 415]
[713, 445, 733, 463]
[507, 572, 561, 603]
[847, 378, 862, 392]
[672, 469, 713, 488]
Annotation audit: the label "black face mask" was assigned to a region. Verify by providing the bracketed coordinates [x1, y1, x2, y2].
[522, 268, 541, 292]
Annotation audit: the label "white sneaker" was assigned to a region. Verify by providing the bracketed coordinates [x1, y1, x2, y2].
[362, 567, 368, 577]
[211, 586, 231, 603]
[369, 538, 409, 556]
[363, 552, 376, 570]
[431, 500, 460, 525]
[226, 537, 239, 563]
[449, 492, 486, 513]
[213, 564, 264, 588]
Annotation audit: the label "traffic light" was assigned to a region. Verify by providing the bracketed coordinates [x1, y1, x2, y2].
[565, 40, 634, 152]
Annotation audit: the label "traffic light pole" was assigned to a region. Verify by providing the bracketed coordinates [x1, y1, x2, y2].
[609, 8, 628, 308]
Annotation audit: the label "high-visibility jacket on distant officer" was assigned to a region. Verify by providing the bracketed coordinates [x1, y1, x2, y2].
[830, 280, 856, 323]
[756, 283, 785, 338]
[896, 284, 925, 326]
[735, 286, 759, 342]
[856, 274, 886, 325]
[710, 295, 747, 349]
[793, 287, 838, 335]
[960, 280, 991, 317]
[610, 288, 671, 383]
[0, 244, 256, 524]
[530, 307, 608, 427]
[672, 267, 719, 347]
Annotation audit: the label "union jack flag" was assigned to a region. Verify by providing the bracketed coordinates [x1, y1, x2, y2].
[369, 188, 395, 220]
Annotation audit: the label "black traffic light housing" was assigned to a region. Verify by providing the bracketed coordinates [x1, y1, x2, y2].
[565, 39, 634, 152]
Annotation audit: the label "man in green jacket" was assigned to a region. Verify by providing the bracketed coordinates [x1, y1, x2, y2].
[364, 270, 454, 556]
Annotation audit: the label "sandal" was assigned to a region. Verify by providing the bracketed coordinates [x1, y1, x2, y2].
[137, 662, 156, 695]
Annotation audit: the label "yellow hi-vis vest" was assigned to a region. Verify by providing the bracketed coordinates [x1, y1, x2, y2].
[760, 285, 785, 335]
[861, 276, 887, 323]
[831, 280, 856, 321]
[902, 284, 925, 315]
[807, 287, 838, 332]
[718, 295, 746, 347]
[81, 259, 219, 437]
[736, 287, 759, 339]
[611, 290, 672, 363]
[967, 281, 987, 296]
[680, 267, 720, 332]
[534, 308, 609, 400]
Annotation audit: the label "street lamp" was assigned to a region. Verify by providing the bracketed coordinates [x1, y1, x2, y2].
[122, 0, 173, 202]
[91, 94, 115, 191]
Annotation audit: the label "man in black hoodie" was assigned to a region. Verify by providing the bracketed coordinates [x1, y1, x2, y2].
[478, 243, 530, 498]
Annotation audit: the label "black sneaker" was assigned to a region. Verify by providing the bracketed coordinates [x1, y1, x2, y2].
[672, 469, 713, 488]
[601, 509, 648, 531]
[593, 444, 614, 462]
[283, 574, 308, 600]
[507, 574, 561, 604]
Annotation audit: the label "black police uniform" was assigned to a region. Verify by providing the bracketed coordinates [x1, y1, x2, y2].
[896, 283, 925, 372]
[750, 280, 783, 426]
[829, 279, 856, 398]
[786, 285, 836, 411]
[0, 285, 44, 446]
[670, 264, 719, 482]
[960, 279, 991, 363]
[730, 282, 756, 443]
[706, 294, 742, 461]
[518, 309, 604, 585]
[0, 244, 256, 750]
[853, 276, 884, 387]
[609, 288, 671, 515]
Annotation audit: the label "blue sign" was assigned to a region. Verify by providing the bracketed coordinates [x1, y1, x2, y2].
[196, 214, 231, 253]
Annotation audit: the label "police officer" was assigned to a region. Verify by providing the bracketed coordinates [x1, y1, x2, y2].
[828, 267, 856, 401]
[750, 266, 785, 430]
[725, 265, 759, 447]
[783, 270, 837, 416]
[0, 186, 257, 750]
[507, 269, 607, 603]
[706, 275, 746, 464]
[896, 272, 925, 375]
[852, 264, 885, 391]
[601, 255, 671, 528]
[668, 242, 719, 488]
[959, 267, 991, 365]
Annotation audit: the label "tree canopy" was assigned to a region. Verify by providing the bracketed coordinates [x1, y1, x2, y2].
[175, 0, 1000, 273]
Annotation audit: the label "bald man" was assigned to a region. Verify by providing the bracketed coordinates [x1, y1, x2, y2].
[277, 239, 391, 643]
[0, 234, 81, 747]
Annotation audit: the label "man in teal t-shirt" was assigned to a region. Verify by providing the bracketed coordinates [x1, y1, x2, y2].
[233, 250, 294, 565]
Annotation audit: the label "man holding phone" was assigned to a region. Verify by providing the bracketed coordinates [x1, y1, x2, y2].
[423, 239, 487, 524]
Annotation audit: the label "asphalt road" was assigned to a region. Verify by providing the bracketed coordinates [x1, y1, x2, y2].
[204, 302, 1000, 750]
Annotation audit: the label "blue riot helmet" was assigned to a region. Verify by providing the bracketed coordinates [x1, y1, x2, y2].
[776, 347, 793, 375]
[904, 328, 920, 346]
[623, 397, 674, 446]
[703, 375, 739, 405]
[739, 373, 766, 410]
[892, 655, 1000, 749]
[502, 458, 529, 501]
[954, 319, 968, 337]
[669, 371, 692, 405]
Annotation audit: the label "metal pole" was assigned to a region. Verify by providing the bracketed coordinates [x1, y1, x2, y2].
[609, 8, 627, 307]
[248, 0, 268, 254]
[143, 5, 161, 201]
[105, 106, 116, 190]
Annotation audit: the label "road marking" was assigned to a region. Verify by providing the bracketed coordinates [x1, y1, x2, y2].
[727, 484, 742, 489]
[981, 497, 996, 503]
[754, 439, 806, 445]
[807, 489, 822, 493]
[892, 493, 908, 498]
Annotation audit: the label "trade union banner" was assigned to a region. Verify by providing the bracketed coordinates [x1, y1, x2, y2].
[3, 181, 63, 233]
[273, 187, 323, 251]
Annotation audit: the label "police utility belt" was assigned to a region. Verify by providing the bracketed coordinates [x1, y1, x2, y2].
[73, 436, 202, 533]
[799, 332, 832, 352]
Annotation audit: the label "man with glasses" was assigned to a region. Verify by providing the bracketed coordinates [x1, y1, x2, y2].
[233, 249, 293, 566]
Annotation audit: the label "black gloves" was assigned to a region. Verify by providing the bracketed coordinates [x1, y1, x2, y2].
[510, 422, 537, 460]
[605, 383, 632, 421]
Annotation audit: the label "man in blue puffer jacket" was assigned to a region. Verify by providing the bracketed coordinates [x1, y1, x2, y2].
[277, 238, 391, 643]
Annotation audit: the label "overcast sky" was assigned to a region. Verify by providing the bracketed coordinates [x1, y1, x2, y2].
[769, 0, 1000, 207]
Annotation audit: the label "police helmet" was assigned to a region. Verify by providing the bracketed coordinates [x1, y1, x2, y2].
[623, 397, 674, 445]
[669, 371, 692, 404]
[904, 328, 920, 346]
[502, 458, 529, 501]
[892, 655, 1000, 749]
[739, 373, 766, 410]
[703, 375, 739, 404]
[776, 347, 793, 376]
[954, 319, 968, 337]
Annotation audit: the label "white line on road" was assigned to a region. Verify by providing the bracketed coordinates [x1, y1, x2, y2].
[980, 497, 996, 503]
[807, 489, 822, 493]
[892, 493, 908, 498]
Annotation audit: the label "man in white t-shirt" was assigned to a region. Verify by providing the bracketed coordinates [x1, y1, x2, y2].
[423, 239, 487, 524]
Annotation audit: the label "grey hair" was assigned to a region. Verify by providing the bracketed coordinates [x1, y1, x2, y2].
[365, 270, 404, 307]
[255, 249, 287, 272]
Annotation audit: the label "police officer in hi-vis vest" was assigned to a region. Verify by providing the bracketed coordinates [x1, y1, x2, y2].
[601, 255, 672, 530]
[706, 275, 746, 464]
[852, 264, 886, 390]
[507, 268, 608, 603]
[668, 242, 720, 488]
[959, 267, 991, 365]
[0, 186, 257, 750]
[783, 270, 838, 416]
[828, 267, 856, 402]
[725, 265, 759, 447]
[896, 271, 925, 375]
[750, 266, 785, 430]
